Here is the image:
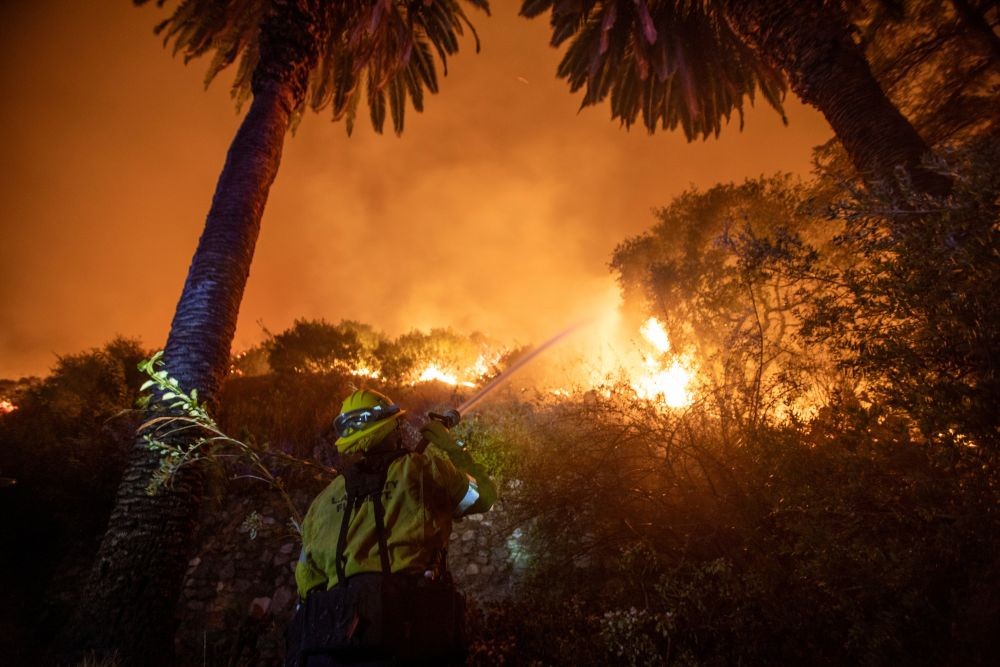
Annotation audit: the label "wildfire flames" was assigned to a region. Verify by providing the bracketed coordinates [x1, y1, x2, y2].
[416, 363, 475, 388]
[412, 353, 499, 388]
[639, 316, 671, 352]
[343, 354, 499, 389]
[0, 399, 17, 415]
[630, 318, 696, 409]
[379, 315, 696, 410]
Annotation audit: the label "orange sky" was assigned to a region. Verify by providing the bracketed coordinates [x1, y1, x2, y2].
[0, 1, 833, 379]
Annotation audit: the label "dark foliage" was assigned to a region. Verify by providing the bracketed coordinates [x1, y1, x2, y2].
[468, 142, 1000, 664]
[801, 139, 1000, 454]
[236, 318, 505, 387]
[817, 0, 1000, 182]
[612, 139, 1000, 454]
[468, 389, 1000, 665]
[265, 318, 385, 375]
[520, 0, 786, 139]
[0, 338, 148, 662]
[138, 0, 490, 135]
[8, 141, 998, 665]
[376, 328, 494, 384]
[611, 175, 834, 428]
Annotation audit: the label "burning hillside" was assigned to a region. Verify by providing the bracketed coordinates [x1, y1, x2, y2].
[236, 313, 699, 414]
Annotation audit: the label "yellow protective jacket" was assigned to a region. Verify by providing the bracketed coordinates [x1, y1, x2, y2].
[295, 446, 477, 597]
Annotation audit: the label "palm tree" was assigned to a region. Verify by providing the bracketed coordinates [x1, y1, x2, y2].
[521, 0, 951, 196]
[71, 1, 488, 663]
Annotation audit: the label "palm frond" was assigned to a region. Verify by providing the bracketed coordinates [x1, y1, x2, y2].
[367, 67, 387, 132]
[522, 0, 787, 140]
[138, 0, 490, 136]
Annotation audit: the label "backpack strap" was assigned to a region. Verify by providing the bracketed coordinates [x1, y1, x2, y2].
[334, 494, 355, 584]
[334, 449, 408, 582]
[371, 490, 392, 575]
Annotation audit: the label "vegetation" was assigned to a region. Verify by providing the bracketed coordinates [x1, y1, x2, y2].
[254, 318, 506, 385]
[0, 339, 147, 665]
[468, 388, 1000, 665]
[5, 140, 997, 663]
[611, 174, 831, 427]
[81, 2, 492, 662]
[3, 1, 995, 663]
[465, 138, 1000, 664]
[801, 143, 1000, 454]
[521, 0, 953, 195]
[264, 319, 385, 376]
[519, 0, 787, 140]
[817, 0, 1000, 179]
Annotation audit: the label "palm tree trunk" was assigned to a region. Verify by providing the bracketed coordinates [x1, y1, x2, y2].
[721, 0, 952, 197]
[68, 2, 322, 661]
[69, 82, 294, 666]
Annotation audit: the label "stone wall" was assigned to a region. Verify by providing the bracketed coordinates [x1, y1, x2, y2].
[173, 480, 518, 666]
[442, 500, 519, 604]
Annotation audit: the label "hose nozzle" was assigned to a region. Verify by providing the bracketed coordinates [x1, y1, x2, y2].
[427, 408, 461, 428]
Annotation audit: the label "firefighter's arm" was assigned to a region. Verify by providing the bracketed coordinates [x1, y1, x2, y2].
[294, 496, 329, 598]
[294, 548, 327, 598]
[421, 420, 497, 516]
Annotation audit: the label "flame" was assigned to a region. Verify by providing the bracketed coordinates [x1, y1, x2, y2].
[631, 318, 695, 409]
[640, 317, 671, 353]
[409, 352, 504, 388]
[326, 311, 697, 408]
[416, 363, 476, 387]
[0, 399, 16, 415]
[632, 357, 694, 408]
[470, 354, 491, 378]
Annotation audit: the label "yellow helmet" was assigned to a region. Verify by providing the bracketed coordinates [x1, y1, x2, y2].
[332, 389, 406, 454]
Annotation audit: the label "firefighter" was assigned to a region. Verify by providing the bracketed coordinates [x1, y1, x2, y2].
[287, 389, 496, 666]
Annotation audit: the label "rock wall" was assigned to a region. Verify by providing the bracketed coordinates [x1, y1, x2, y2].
[174, 480, 518, 666]
[448, 509, 518, 604]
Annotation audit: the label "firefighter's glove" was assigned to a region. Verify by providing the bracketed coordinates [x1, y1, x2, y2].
[421, 420, 461, 454]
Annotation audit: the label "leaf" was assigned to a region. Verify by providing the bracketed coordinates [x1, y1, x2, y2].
[345, 85, 362, 136]
[388, 74, 406, 135]
[368, 73, 387, 132]
[411, 39, 439, 92]
[403, 63, 424, 113]
[600, 3, 617, 55]
[634, 0, 658, 45]
[519, 0, 554, 19]
[331, 51, 357, 116]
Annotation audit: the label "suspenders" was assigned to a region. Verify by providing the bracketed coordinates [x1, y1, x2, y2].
[334, 449, 408, 583]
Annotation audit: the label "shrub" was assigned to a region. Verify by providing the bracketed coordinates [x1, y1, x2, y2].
[0, 338, 148, 658]
[802, 139, 1000, 454]
[475, 390, 1000, 664]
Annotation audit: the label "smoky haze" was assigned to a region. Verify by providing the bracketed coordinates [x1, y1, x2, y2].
[0, 1, 832, 379]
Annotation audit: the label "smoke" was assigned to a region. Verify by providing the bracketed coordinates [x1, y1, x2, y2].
[0, 2, 832, 379]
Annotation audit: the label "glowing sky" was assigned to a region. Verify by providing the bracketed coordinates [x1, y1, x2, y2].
[0, 1, 833, 379]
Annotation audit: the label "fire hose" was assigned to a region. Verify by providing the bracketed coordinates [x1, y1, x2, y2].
[415, 321, 587, 452]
